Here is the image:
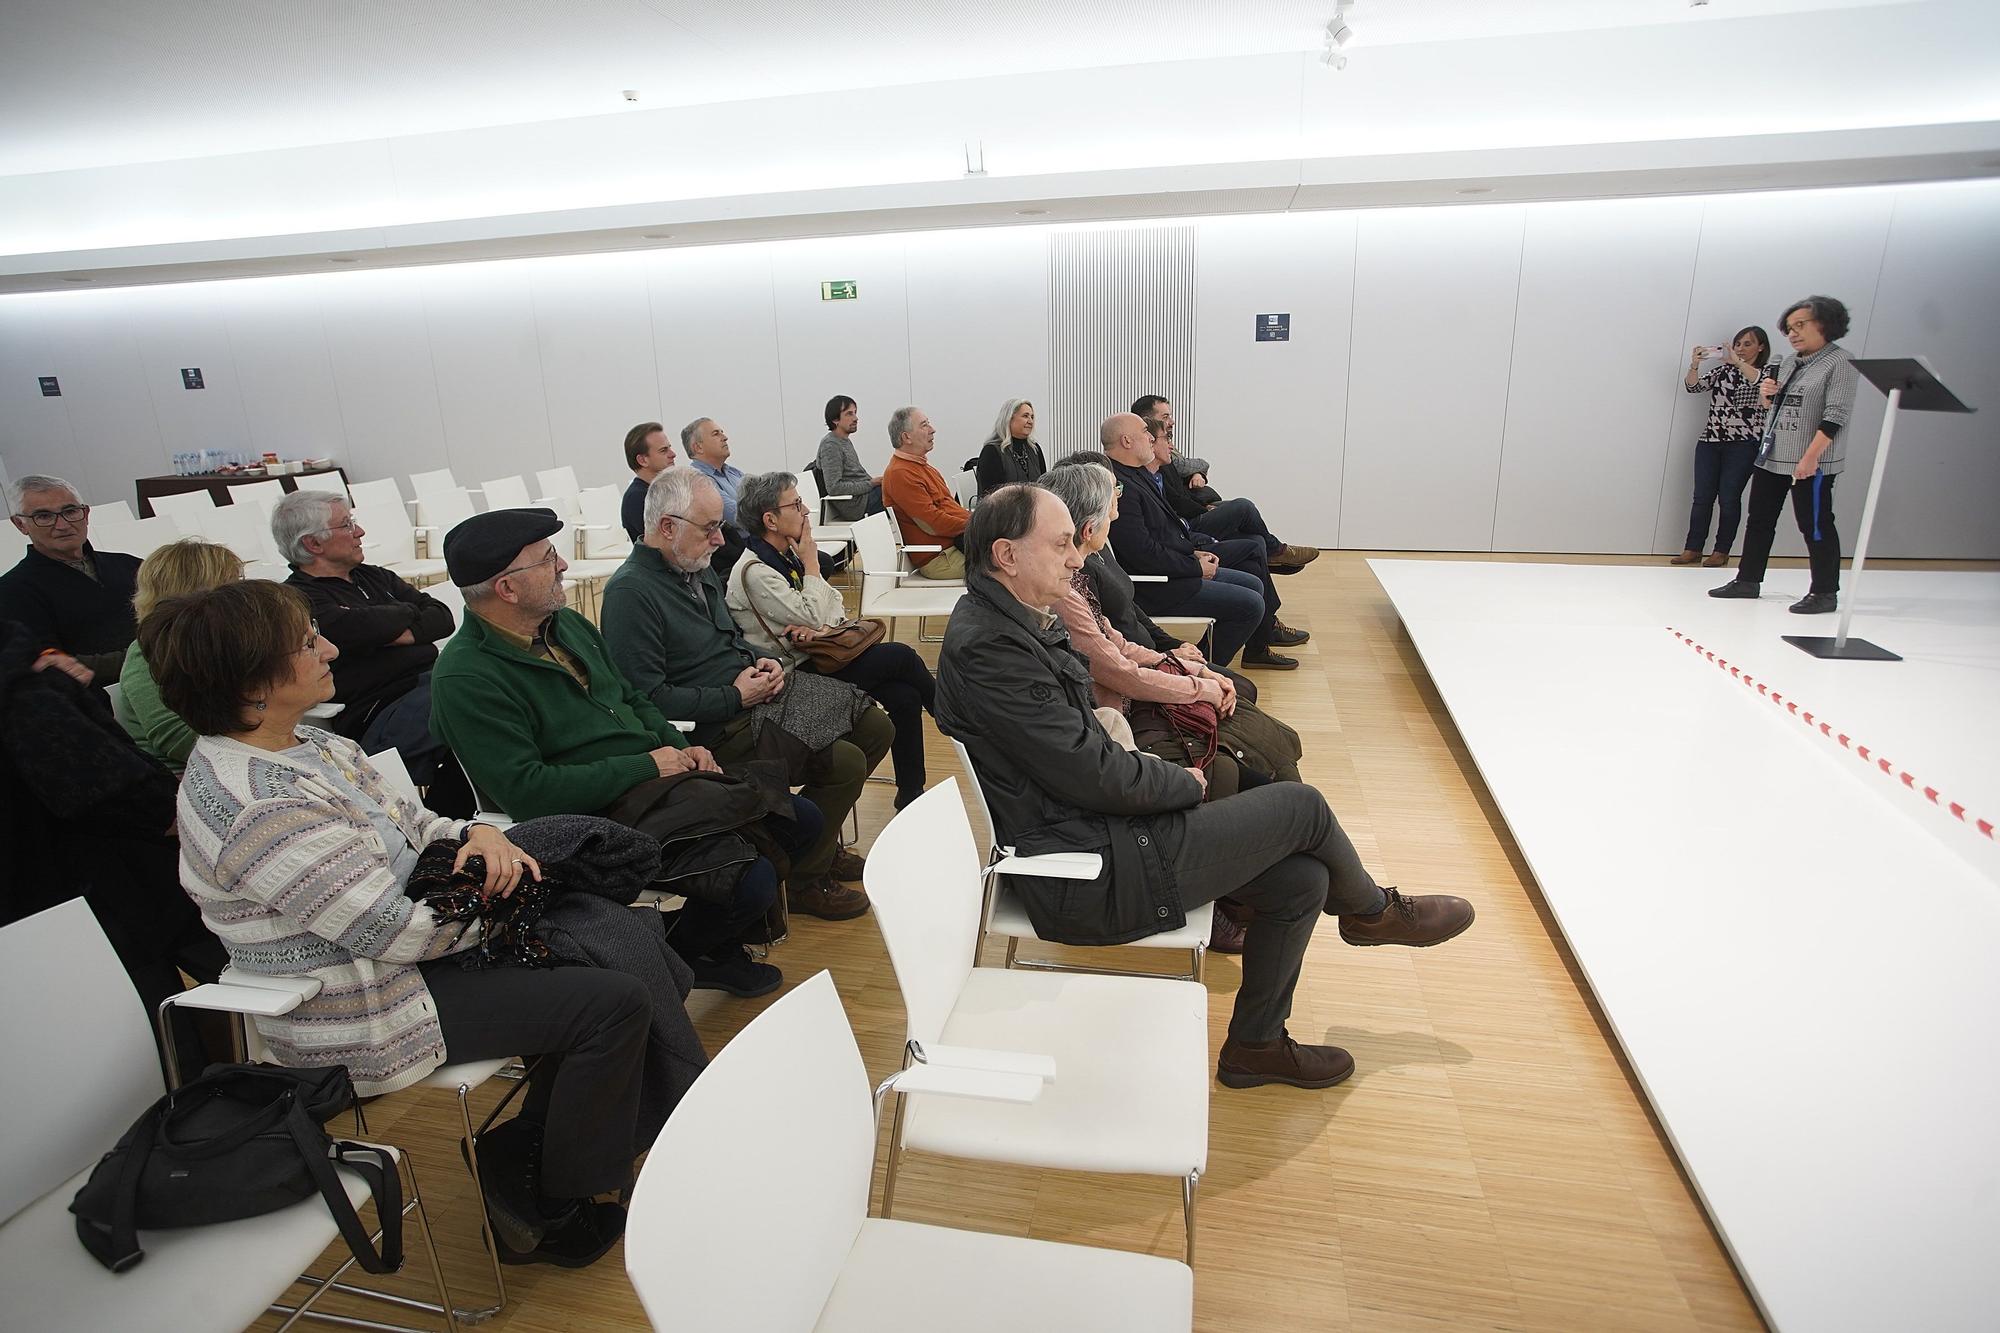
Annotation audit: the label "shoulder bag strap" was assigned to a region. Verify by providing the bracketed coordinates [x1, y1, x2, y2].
[73, 1100, 165, 1273]
[284, 1100, 405, 1274]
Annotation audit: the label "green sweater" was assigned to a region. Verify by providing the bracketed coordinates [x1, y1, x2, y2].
[600, 544, 758, 740]
[116, 640, 198, 772]
[428, 606, 687, 819]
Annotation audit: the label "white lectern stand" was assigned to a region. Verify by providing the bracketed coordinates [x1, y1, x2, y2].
[1783, 356, 1976, 662]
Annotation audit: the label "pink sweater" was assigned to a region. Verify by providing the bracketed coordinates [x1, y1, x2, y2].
[1053, 577, 1224, 713]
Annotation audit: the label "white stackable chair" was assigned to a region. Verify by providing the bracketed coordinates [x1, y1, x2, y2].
[877, 506, 965, 587]
[148, 489, 222, 528]
[92, 497, 137, 523]
[91, 514, 183, 559]
[291, 472, 352, 502]
[0, 521, 27, 565]
[0, 900, 459, 1333]
[348, 477, 406, 512]
[865, 784, 1211, 1262]
[191, 502, 283, 567]
[225, 478, 290, 520]
[574, 485, 635, 560]
[625, 970, 1192, 1333]
[408, 468, 461, 499]
[850, 512, 964, 643]
[795, 469, 855, 544]
[534, 466, 580, 505]
[950, 738, 1210, 980]
[352, 502, 448, 585]
[1125, 575, 1215, 658]
[477, 475, 534, 511]
[414, 488, 478, 554]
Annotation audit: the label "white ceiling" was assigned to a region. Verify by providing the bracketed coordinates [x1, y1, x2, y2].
[0, 0, 1924, 176]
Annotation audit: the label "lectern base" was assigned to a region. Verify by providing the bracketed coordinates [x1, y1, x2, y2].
[1782, 635, 1902, 662]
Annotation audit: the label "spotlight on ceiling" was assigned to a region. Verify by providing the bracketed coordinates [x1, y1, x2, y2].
[1320, 5, 1355, 68]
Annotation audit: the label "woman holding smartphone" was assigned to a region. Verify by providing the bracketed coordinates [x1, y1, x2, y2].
[1674, 326, 1771, 566]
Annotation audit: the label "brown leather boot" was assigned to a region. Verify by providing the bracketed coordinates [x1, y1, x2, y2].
[1703, 551, 1730, 568]
[1207, 909, 1246, 955]
[787, 874, 871, 921]
[1216, 1030, 1354, 1089]
[1669, 548, 1701, 565]
[1267, 544, 1321, 572]
[829, 846, 867, 881]
[1338, 886, 1475, 947]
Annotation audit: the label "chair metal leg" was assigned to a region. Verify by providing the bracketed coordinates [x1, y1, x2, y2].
[403, 1151, 464, 1333]
[1183, 1167, 1201, 1265]
[1003, 935, 1020, 969]
[1191, 941, 1207, 984]
[878, 1089, 909, 1219]
[453, 1084, 506, 1322]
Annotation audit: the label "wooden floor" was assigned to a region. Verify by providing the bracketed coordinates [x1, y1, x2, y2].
[263, 552, 1796, 1333]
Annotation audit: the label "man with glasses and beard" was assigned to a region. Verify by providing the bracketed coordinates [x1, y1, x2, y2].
[1, 474, 142, 680]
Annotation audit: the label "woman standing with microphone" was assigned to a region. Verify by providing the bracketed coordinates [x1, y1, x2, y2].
[1673, 326, 1771, 567]
[1710, 296, 1860, 614]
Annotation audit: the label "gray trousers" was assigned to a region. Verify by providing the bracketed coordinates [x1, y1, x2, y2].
[1161, 782, 1386, 1043]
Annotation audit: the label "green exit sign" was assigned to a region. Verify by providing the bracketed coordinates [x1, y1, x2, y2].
[820, 280, 858, 301]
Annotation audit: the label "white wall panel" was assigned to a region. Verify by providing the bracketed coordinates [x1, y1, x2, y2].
[1341, 206, 1525, 551]
[125, 291, 250, 467]
[419, 263, 554, 488]
[219, 279, 348, 467]
[1494, 198, 1703, 553]
[317, 271, 450, 488]
[1650, 188, 1896, 556]
[38, 297, 167, 513]
[904, 228, 1048, 478]
[0, 314, 77, 496]
[1849, 181, 2000, 559]
[530, 252, 662, 491]
[769, 236, 914, 473]
[1048, 224, 1197, 462]
[1192, 212, 1357, 550]
[646, 246, 787, 479]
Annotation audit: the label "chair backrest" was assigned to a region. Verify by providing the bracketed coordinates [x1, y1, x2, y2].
[290, 472, 352, 503]
[90, 514, 183, 559]
[197, 502, 282, 565]
[105, 680, 135, 730]
[0, 900, 164, 1224]
[577, 485, 635, 559]
[366, 747, 418, 802]
[425, 579, 466, 626]
[863, 781, 986, 1047]
[416, 487, 477, 540]
[794, 468, 821, 511]
[227, 479, 290, 519]
[480, 475, 533, 510]
[352, 503, 415, 565]
[0, 521, 27, 565]
[347, 477, 405, 511]
[408, 467, 460, 498]
[149, 488, 222, 527]
[947, 737, 1000, 861]
[625, 971, 867, 1333]
[535, 466, 580, 502]
[849, 511, 901, 583]
[91, 497, 137, 523]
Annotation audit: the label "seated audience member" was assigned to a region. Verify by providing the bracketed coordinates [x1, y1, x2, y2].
[602, 470, 888, 920]
[880, 405, 970, 580]
[728, 470, 936, 811]
[429, 507, 820, 998]
[815, 395, 882, 521]
[1052, 451, 1258, 703]
[1100, 414, 1302, 670]
[118, 537, 245, 771]
[621, 421, 678, 541]
[0, 474, 142, 679]
[144, 578, 702, 1268]
[274, 490, 453, 782]
[1, 615, 227, 1085]
[1133, 398, 1318, 572]
[974, 398, 1050, 496]
[936, 485, 1474, 1090]
[684, 416, 748, 579]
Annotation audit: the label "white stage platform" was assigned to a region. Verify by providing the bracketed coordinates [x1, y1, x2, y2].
[1371, 559, 2000, 1333]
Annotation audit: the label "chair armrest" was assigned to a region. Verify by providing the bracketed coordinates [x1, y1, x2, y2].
[913, 1042, 1057, 1083]
[470, 810, 516, 830]
[888, 1064, 1044, 1105]
[993, 850, 1103, 879]
[170, 981, 312, 1018]
[219, 970, 324, 1000]
[410, 524, 438, 535]
[304, 702, 345, 719]
[822, 493, 855, 501]
[901, 543, 945, 553]
[1129, 574, 1169, 583]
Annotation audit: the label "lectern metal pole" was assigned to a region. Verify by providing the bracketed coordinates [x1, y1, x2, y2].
[1834, 386, 1901, 651]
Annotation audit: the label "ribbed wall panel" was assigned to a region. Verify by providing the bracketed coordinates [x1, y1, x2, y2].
[1046, 225, 1197, 461]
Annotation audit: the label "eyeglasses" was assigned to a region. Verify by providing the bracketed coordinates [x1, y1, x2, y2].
[315, 518, 359, 536]
[666, 513, 727, 538]
[14, 504, 88, 528]
[495, 546, 560, 580]
[297, 620, 321, 654]
[1784, 318, 1817, 334]
[783, 500, 810, 516]
[1113, 482, 1124, 496]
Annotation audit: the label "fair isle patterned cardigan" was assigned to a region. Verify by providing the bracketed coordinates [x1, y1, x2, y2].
[177, 727, 478, 1096]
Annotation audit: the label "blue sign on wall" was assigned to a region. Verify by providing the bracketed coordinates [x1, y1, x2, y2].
[1255, 313, 1290, 342]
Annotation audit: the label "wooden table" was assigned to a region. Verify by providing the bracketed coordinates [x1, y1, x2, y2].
[134, 465, 349, 518]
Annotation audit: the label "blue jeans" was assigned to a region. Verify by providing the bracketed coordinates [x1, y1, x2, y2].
[1684, 441, 1757, 554]
[1137, 568, 1267, 667]
[1192, 497, 1283, 558]
[660, 793, 823, 963]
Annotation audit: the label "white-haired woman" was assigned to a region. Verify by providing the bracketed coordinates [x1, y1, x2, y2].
[973, 398, 1049, 497]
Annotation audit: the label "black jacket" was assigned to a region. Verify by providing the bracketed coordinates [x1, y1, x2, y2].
[1105, 459, 1215, 604]
[935, 572, 1201, 945]
[974, 439, 1048, 496]
[286, 563, 454, 738]
[1159, 462, 1211, 523]
[0, 543, 142, 677]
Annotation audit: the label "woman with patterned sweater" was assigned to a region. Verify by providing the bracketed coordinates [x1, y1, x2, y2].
[1674, 325, 1771, 567]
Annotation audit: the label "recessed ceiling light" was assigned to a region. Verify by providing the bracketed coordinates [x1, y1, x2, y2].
[1457, 186, 1494, 195]
[1016, 208, 1050, 216]
[60, 275, 91, 282]
[328, 256, 359, 264]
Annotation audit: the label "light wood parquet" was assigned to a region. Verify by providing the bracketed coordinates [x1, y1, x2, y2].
[254, 551, 1858, 1333]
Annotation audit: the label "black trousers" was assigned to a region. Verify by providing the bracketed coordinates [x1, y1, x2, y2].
[421, 958, 651, 1198]
[1160, 783, 1385, 1044]
[828, 641, 936, 807]
[1737, 467, 1842, 595]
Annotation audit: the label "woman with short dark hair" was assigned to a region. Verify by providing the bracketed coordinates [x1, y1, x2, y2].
[144, 579, 673, 1268]
[1674, 325, 1771, 567]
[1711, 295, 1860, 614]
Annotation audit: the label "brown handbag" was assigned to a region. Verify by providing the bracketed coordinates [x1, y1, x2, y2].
[740, 572, 887, 672]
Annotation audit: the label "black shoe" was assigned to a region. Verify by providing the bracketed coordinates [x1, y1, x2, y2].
[1789, 592, 1837, 615]
[471, 1117, 549, 1257]
[1269, 621, 1311, 646]
[1240, 646, 1299, 670]
[497, 1200, 627, 1269]
[1708, 580, 1761, 599]
[691, 947, 783, 998]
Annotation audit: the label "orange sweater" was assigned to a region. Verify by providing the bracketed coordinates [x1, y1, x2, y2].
[882, 452, 969, 567]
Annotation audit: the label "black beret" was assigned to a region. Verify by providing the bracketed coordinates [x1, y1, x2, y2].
[442, 507, 562, 587]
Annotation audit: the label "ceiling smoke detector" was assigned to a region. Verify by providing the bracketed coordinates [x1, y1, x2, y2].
[621, 89, 641, 103]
